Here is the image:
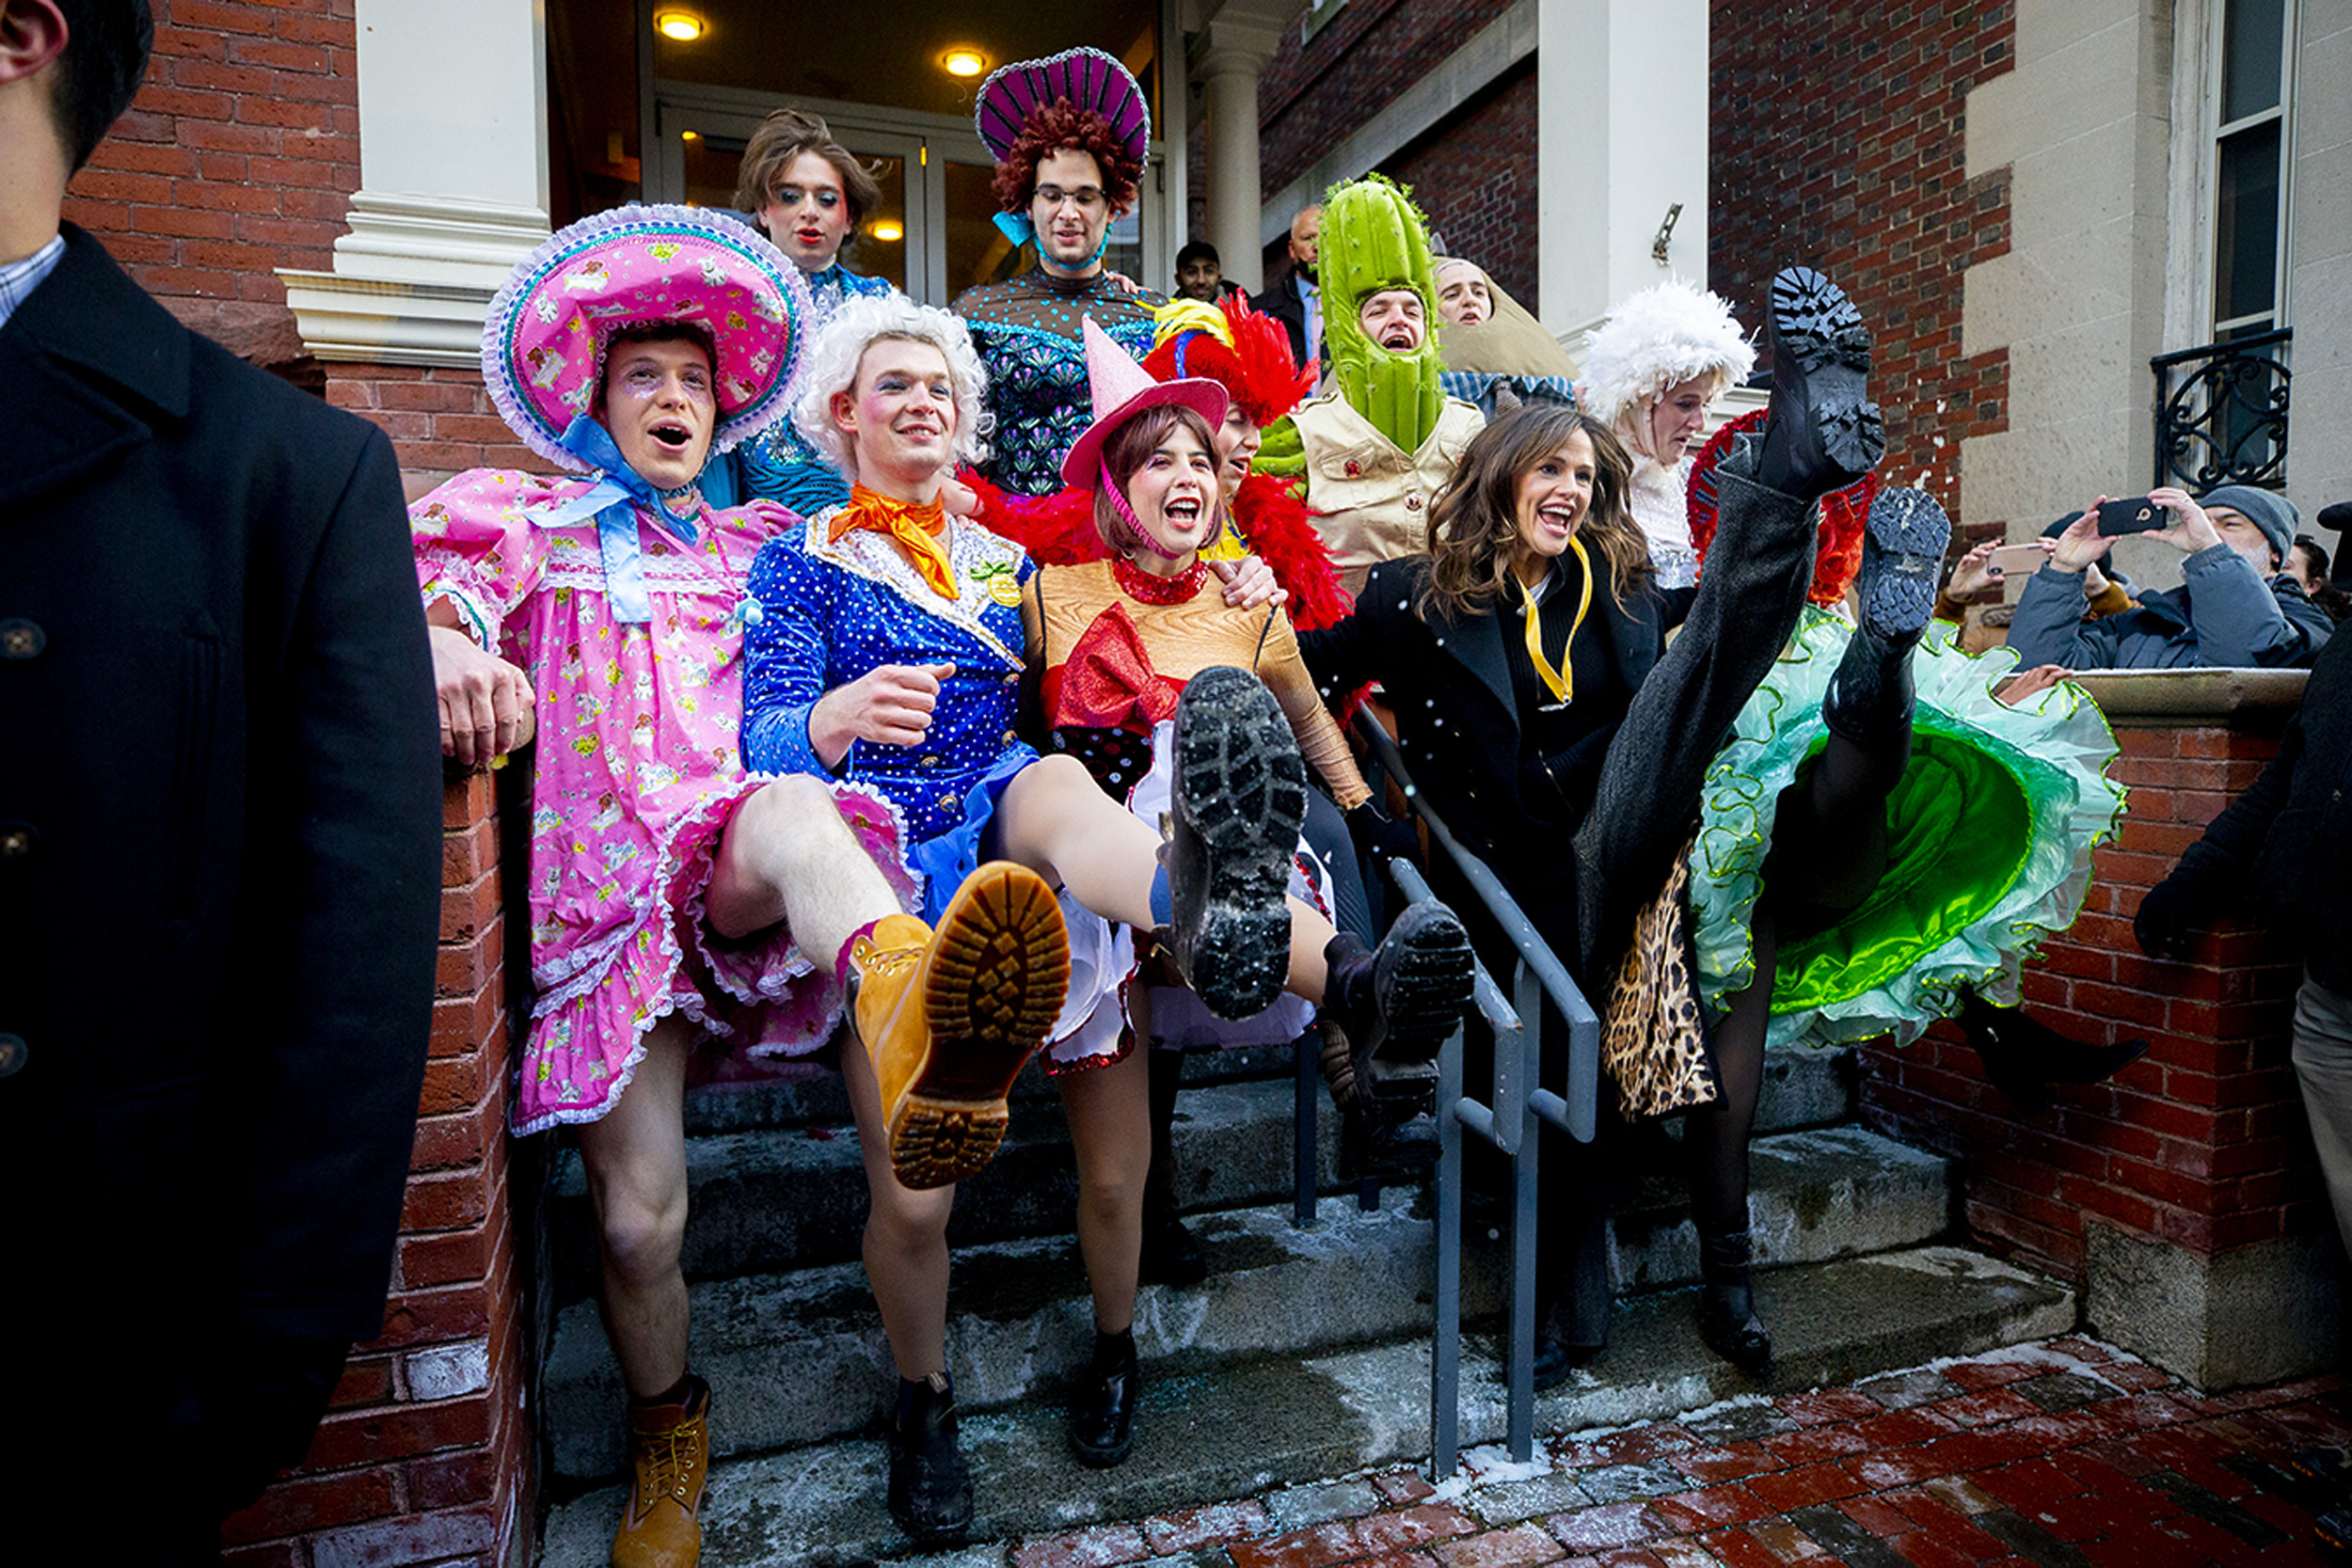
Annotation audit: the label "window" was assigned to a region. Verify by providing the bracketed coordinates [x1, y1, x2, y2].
[2209, 0, 2292, 341]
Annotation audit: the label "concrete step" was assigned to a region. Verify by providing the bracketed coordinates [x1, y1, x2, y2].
[536, 1245, 2074, 1566]
[553, 1050, 1865, 1297]
[544, 1126, 1948, 1481]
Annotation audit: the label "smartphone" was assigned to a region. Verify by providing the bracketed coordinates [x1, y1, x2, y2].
[2095, 496, 2167, 535]
[1984, 544, 2048, 577]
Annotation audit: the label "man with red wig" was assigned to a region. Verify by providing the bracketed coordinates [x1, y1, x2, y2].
[953, 47, 1165, 495]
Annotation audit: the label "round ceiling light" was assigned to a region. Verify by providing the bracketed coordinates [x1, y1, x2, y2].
[655, 11, 706, 41]
[941, 49, 987, 78]
[869, 220, 906, 243]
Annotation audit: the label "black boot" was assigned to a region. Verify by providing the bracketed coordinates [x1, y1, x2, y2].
[1322, 902, 1476, 1087]
[1319, 1017, 1439, 1181]
[886, 1371, 973, 1547]
[1957, 990, 2148, 1116]
[1069, 1329, 1140, 1468]
[1696, 1227, 1773, 1374]
[1753, 266, 1885, 501]
[1166, 666, 1309, 1021]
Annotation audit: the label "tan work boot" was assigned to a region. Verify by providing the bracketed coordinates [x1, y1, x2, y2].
[612, 1377, 708, 1568]
[851, 862, 1070, 1191]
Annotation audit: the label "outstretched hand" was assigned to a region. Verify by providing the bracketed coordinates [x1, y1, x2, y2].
[1210, 553, 1288, 610]
[2145, 486, 2224, 556]
[430, 624, 536, 767]
[809, 661, 957, 768]
[2049, 503, 2119, 574]
[1997, 663, 2070, 705]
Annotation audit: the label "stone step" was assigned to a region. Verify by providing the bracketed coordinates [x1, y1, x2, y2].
[536, 1245, 2074, 1566]
[544, 1126, 1949, 1481]
[553, 1050, 1864, 1297]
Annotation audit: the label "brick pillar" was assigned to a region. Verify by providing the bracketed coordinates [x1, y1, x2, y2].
[222, 771, 533, 1567]
[1860, 689, 2336, 1388]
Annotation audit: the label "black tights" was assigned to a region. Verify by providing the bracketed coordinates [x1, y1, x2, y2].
[1682, 715, 1912, 1236]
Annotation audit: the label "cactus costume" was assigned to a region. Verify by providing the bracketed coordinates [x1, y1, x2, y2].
[1255, 176, 1483, 596]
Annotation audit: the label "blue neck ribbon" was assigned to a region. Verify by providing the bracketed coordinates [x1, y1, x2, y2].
[531, 416, 702, 624]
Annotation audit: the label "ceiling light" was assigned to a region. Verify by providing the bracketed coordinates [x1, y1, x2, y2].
[941, 49, 987, 78]
[680, 130, 700, 142]
[655, 11, 706, 41]
[869, 220, 905, 243]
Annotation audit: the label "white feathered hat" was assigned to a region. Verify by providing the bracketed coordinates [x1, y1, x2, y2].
[1574, 278, 1756, 431]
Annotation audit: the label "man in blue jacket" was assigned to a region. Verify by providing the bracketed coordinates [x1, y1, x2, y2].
[2006, 483, 2329, 669]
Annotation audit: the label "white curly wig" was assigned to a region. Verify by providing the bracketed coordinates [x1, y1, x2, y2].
[1574, 279, 1756, 431]
[792, 293, 993, 478]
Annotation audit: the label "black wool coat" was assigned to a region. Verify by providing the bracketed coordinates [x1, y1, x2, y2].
[0, 227, 442, 1367]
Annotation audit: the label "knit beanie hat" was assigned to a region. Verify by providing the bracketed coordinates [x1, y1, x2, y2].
[2198, 484, 2296, 565]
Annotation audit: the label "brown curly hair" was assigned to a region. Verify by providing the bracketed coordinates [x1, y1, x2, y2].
[1092, 404, 1219, 557]
[1422, 404, 1652, 622]
[731, 107, 885, 226]
[991, 101, 1144, 216]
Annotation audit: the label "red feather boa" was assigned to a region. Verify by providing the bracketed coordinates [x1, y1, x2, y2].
[1684, 409, 1873, 607]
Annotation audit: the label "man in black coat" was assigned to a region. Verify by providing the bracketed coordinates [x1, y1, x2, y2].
[1258, 203, 1325, 376]
[2137, 628, 2352, 1254]
[0, 3, 440, 1556]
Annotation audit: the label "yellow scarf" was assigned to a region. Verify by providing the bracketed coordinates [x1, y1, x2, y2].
[1518, 535, 1593, 704]
[829, 485, 955, 600]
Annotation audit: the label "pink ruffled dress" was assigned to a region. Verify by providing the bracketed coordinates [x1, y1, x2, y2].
[412, 469, 914, 1132]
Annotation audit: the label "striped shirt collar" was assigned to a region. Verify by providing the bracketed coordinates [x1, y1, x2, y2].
[0, 235, 67, 334]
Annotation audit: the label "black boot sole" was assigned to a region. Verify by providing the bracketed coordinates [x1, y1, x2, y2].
[1168, 667, 1308, 1021]
[1765, 266, 1885, 491]
[1351, 900, 1475, 1081]
[1858, 486, 1952, 643]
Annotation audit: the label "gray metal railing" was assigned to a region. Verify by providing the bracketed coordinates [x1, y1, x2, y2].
[2153, 328, 2291, 492]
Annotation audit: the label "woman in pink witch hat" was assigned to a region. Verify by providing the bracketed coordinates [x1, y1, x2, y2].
[1020, 318, 1478, 1338]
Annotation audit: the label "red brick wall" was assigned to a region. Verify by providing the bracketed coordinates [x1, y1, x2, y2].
[327, 367, 557, 501]
[221, 773, 532, 1568]
[1386, 59, 1539, 314]
[1860, 718, 2317, 1281]
[63, 0, 358, 367]
[1708, 0, 2016, 545]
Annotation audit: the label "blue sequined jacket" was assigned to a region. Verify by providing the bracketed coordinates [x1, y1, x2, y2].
[954, 269, 1162, 496]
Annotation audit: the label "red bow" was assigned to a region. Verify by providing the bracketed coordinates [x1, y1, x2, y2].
[1053, 604, 1184, 732]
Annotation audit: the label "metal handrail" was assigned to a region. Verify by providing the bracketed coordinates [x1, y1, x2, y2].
[2152, 328, 2291, 492]
[1344, 707, 1599, 1477]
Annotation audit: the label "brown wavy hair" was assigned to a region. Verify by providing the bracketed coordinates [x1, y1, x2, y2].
[1422, 404, 1650, 622]
[1093, 404, 1220, 556]
[732, 107, 885, 226]
[991, 101, 1144, 215]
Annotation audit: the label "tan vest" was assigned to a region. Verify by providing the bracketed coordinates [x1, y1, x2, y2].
[1292, 391, 1485, 595]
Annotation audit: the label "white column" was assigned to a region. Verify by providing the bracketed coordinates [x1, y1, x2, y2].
[281, 0, 553, 365]
[1537, 0, 1708, 344]
[1193, 14, 1285, 296]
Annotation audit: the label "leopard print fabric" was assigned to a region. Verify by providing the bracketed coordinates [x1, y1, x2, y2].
[1602, 836, 1720, 1119]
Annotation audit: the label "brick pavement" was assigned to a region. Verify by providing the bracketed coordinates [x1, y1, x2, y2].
[987, 1338, 2351, 1568]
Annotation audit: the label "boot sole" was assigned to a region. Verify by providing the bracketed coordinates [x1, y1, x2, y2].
[888, 863, 1071, 1192]
[1168, 667, 1308, 1021]
[1770, 266, 1885, 483]
[1857, 486, 1952, 641]
[1355, 901, 1476, 1076]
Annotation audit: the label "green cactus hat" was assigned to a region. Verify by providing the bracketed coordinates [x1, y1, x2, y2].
[1318, 174, 1445, 452]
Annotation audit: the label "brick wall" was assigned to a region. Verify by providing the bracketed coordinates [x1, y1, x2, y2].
[1387, 59, 1539, 313]
[1708, 0, 2016, 545]
[221, 773, 533, 1568]
[327, 367, 556, 502]
[1859, 716, 2317, 1281]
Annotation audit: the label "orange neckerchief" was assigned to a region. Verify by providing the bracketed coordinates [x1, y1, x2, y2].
[829, 484, 955, 599]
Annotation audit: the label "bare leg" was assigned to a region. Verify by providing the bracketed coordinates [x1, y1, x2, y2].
[1059, 997, 1152, 1335]
[993, 753, 1335, 1000]
[707, 773, 903, 961]
[577, 1015, 696, 1399]
[840, 1016, 957, 1380]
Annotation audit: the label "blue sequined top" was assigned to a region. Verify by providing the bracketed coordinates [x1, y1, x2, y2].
[703, 264, 894, 515]
[741, 509, 1037, 846]
[954, 268, 1163, 496]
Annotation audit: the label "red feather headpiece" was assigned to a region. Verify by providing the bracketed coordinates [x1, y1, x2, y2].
[1141, 293, 1316, 428]
[1686, 409, 1874, 608]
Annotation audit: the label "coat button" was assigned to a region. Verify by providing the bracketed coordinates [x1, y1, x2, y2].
[0, 619, 43, 660]
[0, 1033, 24, 1079]
[0, 821, 34, 860]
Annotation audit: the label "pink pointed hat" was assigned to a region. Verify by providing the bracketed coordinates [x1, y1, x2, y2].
[1060, 315, 1229, 488]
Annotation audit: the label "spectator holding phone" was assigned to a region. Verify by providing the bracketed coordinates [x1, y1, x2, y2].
[2006, 484, 2329, 669]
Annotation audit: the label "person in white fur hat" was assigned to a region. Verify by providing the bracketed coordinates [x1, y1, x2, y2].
[1574, 278, 1756, 596]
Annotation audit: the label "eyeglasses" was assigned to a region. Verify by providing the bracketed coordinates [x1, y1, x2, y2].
[1032, 185, 1107, 213]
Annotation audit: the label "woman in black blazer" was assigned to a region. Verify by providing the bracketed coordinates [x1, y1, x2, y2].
[1305, 400, 1836, 1370]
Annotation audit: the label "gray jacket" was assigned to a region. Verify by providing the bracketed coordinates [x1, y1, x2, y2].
[2005, 543, 2331, 669]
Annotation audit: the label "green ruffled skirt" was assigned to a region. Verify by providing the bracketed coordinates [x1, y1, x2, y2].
[1692, 609, 2127, 1051]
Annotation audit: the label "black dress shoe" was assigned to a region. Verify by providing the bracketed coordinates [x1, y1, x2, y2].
[1138, 1205, 1209, 1288]
[1070, 1335, 1140, 1468]
[886, 1372, 973, 1546]
[1754, 266, 1884, 500]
